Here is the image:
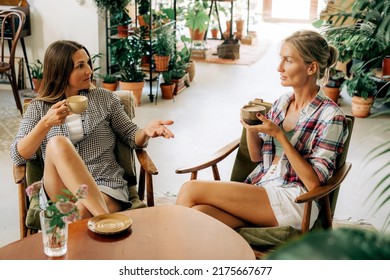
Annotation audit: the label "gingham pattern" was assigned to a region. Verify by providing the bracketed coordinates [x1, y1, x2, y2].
[10, 88, 143, 190]
[246, 89, 349, 188]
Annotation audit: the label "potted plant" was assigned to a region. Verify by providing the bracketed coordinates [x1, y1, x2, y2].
[342, 66, 378, 118]
[211, 25, 219, 39]
[136, 0, 150, 27]
[315, 0, 390, 76]
[28, 59, 43, 92]
[100, 73, 118, 91]
[111, 8, 132, 38]
[93, 0, 130, 15]
[112, 33, 145, 106]
[160, 70, 175, 99]
[153, 25, 176, 72]
[323, 67, 346, 104]
[170, 49, 190, 94]
[184, 0, 210, 41]
[179, 35, 196, 82]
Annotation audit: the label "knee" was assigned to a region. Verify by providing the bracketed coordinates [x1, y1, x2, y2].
[46, 136, 74, 157]
[176, 180, 196, 207]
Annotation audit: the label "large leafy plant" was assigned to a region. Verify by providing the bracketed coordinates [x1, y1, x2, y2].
[315, 0, 389, 65]
[341, 64, 378, 99]
[112, 32, 145, 83]
[184, 0, 210, 33]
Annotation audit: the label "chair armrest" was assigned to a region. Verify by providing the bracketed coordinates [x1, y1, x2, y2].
[175, 138, 240, 175]
[295, 162, 352, 203]
[135, 149, 158, 175]
[13, 164, 26, 184]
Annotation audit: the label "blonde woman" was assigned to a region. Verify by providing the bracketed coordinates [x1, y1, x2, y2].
[176, 30, 349, 230]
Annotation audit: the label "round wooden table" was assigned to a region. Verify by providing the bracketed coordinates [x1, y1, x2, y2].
[0, 205, 255, 260]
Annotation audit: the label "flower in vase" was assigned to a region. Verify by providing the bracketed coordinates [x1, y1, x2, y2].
[25, 181, 88, 228]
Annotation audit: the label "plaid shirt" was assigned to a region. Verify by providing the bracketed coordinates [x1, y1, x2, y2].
[10, 88, 144, 189]
[246, 90, 349, 189]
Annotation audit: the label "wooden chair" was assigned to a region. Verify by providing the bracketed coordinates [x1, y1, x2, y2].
[13, 91, 158, 238]
[0, 10, 26, 114]
[176, 98, 354, 254]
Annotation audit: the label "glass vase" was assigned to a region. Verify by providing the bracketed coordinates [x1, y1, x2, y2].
[39, 210, 68, 257]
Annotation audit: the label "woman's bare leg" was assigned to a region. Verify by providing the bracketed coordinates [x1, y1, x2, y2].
[176, 180, 278, 229]
[43, 136, 109, 217]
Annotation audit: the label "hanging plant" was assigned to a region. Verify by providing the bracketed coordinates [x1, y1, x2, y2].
[93, 0, 130, 15]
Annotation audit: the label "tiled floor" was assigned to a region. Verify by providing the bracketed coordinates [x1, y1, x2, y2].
[1, 21, 389, 247]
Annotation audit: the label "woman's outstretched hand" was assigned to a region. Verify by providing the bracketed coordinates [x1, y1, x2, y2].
[144, 120, 175, 139]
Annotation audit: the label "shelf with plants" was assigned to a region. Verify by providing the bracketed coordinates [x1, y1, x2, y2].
[101, 0, 178, 103]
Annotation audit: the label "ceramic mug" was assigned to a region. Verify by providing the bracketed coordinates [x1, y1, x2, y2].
[66, 95, 88, 114]
[241, 104, 266, 125]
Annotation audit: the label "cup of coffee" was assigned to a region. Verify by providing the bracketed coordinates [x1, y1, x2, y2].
[66, 95, 88, 114]
[241, 104, 266, 125]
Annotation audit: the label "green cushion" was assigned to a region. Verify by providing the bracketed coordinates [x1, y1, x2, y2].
[237, 226, 300, 248]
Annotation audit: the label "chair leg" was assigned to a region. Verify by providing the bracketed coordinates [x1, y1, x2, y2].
[17, 182, 28, 239]
[322, 195, 333, 229]
[7, 72, 23, 114]
[138, 168, 145, 201]
[301, 201, 312, 233]
[146, 173, 154, 207]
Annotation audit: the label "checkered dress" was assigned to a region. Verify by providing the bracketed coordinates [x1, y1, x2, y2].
[10, 88, 144, 200]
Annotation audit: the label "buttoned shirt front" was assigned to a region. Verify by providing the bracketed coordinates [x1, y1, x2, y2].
[246, 90, 349, 189]
[10, 88, 143, 190]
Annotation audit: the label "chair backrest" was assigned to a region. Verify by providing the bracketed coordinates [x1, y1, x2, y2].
[0, 10, 25, 67]
[230, 99, 273, 182]
[229, 98, 355, 230]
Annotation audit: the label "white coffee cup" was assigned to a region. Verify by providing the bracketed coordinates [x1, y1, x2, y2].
[66, 95, 88, 114]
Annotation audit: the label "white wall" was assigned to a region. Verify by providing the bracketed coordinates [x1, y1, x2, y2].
[13, 0, 105, 88]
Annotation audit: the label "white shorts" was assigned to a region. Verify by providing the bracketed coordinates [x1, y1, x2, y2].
[259, 165, 319, 230]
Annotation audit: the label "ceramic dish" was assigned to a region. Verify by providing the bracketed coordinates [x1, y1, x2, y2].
[87, 213, 132, 235]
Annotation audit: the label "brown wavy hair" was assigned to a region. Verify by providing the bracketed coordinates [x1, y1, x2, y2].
[37, 40, 93, 103]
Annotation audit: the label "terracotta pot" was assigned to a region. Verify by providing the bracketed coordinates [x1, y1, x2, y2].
[189, 28, 205, 41]
[160, 83, 176, 99]
[32, 78, 41, 93]
[119, 81, 145, 106]
[323, 86, 340, 104]
[117, 25, 128, 38]
[211, 29, 219, 39]
[382, 55, 390, 77]
[102, 82, 118, 91]
[226, 20, 231, 32]
[351, 95, 374, 118]
[153, 54, 170, 72]
[235, 19, 244, 32]
[185, 60, 195, 82]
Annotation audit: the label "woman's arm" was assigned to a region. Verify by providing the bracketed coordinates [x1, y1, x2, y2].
[17, 100, 70, 159]
[135, 120, 174, 147]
